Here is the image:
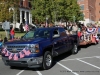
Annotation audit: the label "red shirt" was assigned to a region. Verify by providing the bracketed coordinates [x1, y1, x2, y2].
[10, 29, 15, 35]
[78, 31, 81, 37]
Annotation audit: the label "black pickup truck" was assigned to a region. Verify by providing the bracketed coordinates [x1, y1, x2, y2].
[2, 27, 79, 70]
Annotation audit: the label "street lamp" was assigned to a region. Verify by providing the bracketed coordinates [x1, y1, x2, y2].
[46, 17, 48, 27]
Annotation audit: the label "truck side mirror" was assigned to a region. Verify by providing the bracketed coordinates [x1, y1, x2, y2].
[53, 34, 60, 38]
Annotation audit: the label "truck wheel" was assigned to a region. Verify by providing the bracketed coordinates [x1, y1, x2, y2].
[10, 66, 15, 69]
[71, 44, 78, 54]
[42, 51, 53, 70]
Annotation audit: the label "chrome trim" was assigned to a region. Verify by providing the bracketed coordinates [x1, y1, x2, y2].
[6, 44, 29, 49]
[5, 44, 29, 53]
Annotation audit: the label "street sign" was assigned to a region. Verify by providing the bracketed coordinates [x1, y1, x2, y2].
[2, 21, 10, 30]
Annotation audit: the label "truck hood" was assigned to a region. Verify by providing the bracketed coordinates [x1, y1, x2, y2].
[5, 38, 49, 44]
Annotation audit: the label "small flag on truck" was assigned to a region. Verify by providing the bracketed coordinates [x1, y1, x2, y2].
[13, 53, 18, 60]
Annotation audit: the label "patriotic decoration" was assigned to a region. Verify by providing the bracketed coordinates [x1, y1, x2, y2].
[24, 21, 29, 31]
[19, 51, 25, 58]
[9, 53, 13, 60]
[86, 27, 99, 42]
[23, 47, 31, 56]
[2, 48, 7, 54]
[13, 53, 18, 60]
[5, 50, 9, 56]
[93, 34, 99, 42]
[22, 48, 27, 55]
[1, 47, 31, 60]
[86, 28, 97, 34]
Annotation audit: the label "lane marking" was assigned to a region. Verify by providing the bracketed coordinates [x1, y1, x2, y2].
[57, 62, 79, 75]
[60, 56, 100, 61]
[60, 59, 76, 61]
[16, 68, 42, 75]
[95, 56, 100, 59]
[76, 59, 100, 70]
[16, 70, 25, 75]
[35, 69, 42, 75]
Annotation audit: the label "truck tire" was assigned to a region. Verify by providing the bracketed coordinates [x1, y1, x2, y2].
[42, 51, 53, 70]
[10, 66, 15, 69]
[71, 44, 78, 54]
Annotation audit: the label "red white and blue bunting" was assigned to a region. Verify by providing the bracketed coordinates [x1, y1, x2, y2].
[86, 28, 97, 34]
[1, 47, 31, 60]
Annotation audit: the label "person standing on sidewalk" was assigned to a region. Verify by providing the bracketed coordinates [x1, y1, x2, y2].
[72, 23, 78, 35]
[10, 27, 15, 40]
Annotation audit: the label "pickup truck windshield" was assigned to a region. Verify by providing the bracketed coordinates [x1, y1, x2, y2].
[22, 29, 50, 39]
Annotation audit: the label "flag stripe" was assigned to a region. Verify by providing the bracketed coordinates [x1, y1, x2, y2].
[13, 53, 18, 60]
[25, 21, 29, 31]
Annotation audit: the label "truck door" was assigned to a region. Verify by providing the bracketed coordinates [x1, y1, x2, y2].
[52, 28, 68, 55]
[67, 35, 73, 50]
[59, 28, 69, 52]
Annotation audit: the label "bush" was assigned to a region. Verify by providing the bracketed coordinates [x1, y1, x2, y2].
[0, 28, 4, 31]
[15, 28, 19, 31]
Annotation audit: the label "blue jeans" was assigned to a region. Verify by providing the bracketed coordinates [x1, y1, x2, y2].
[11, 35, 14, 40]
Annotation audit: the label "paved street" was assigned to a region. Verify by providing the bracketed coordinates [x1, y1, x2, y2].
[0, 44, 100, 75]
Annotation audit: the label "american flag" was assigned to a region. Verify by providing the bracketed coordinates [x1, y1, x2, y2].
[22, 47, 31, 56]
[9, 53, 14, 60]
[19, 51, 25, 58]
[13, 53, 19, 60]
[2, 48, 7, 54]
[24, 21, 29, 31]
[5, 50, 9, 56]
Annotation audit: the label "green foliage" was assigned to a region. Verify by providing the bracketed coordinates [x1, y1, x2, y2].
[31, 0, 83, 24]
[0, 0, 19, 22]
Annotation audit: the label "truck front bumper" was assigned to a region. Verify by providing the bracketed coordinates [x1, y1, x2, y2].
[2, 56, 43, 68]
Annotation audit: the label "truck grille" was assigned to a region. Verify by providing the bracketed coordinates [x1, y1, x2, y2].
[9, 50, 20, 53]
[7, 46, 26, 49]
[7, 45, 27, 53]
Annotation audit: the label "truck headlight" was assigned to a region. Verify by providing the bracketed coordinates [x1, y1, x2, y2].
[29, 44, 40, 53]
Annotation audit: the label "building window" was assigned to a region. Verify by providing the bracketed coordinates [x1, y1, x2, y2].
[28, 1, 31, 8]
[80, 5, 84, 10]
[20, 0, 23, 7]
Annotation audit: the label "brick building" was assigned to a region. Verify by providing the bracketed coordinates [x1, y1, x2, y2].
[77, 0, 100, 25]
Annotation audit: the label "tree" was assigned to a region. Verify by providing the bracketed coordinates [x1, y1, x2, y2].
[31, 0, 59, 24]
[31, 0, 83, 24]
[0, 0, 19, 22]
[60, 0, 83, 23]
